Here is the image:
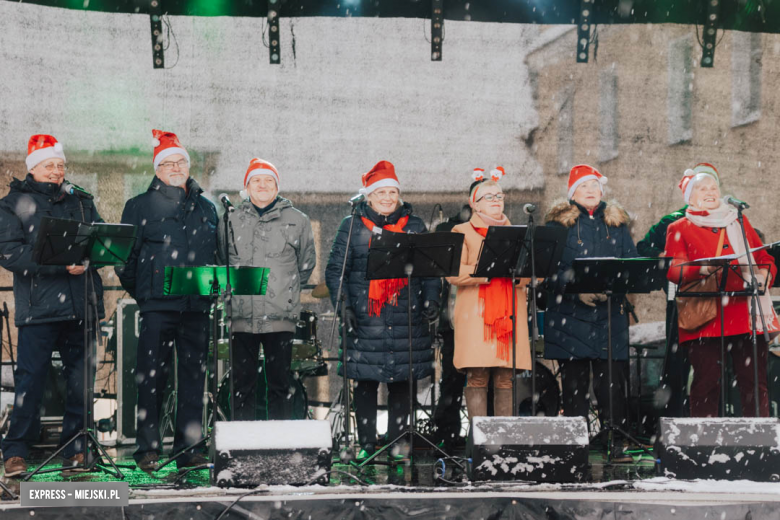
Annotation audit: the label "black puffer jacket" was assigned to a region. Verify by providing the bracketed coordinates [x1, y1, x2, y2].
[543, 200, 637, 361]
[115, 176, 218, 313]
[0, 175, 105, 327]
[325, 202, 441, 383]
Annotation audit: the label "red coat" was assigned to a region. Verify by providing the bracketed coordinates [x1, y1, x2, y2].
[664, 215, 777, 343]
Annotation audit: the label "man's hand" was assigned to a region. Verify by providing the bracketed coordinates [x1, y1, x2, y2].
[579, 293, 606, 307]
[66, 265, 86, 276]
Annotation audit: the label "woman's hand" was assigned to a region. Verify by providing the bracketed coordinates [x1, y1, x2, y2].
[343, 307, 358, 333]
[755, 269, 770, 292]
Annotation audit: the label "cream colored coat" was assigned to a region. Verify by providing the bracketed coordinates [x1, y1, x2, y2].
[446, 214, 532, 370]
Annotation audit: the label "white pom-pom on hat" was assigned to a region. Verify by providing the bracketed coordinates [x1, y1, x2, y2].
[152, 138, 161, 147]
[53, 142, 63, 152]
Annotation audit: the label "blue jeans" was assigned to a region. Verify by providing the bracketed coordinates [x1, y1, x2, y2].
[1, 321, 85, 461]
[134, 311, 208, 463]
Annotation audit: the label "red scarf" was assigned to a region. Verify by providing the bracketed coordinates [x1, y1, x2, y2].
[361, 215, 410, 316]
[471, 224, 514, 362]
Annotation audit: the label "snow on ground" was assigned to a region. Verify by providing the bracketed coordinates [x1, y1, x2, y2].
[124, 477, 780, 503]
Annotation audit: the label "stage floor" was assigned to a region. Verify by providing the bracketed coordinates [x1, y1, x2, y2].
[2, 444, 780, 519]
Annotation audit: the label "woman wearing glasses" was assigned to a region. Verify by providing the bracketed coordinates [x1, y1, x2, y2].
[543, 165, 636, 459]
[446, 168, 531, 420]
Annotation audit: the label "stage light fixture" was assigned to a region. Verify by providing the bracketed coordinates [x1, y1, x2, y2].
[269, 0, 281, 65]
[431, 0, 444, 61]
[150, 0, 164, 69]
[701, 0, 720, 67]
[576, 0, 592, 63]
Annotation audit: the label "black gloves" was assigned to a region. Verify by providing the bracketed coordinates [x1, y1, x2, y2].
[343, 306, 358, 333]
[423, 301, 440, 321]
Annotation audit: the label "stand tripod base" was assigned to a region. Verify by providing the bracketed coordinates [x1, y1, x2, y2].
[356, 429, 465, 471]
[155, 435, 210, 473]
[603, 423, 656, 465]
[22, 429, 129, 480]
[0, 479, 18, 500]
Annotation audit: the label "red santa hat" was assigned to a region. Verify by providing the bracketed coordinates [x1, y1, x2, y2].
[244, 158, 280, 188]
[359, 161, 400, 196]
[679, 163, 720, 203]
[567, 164, 607, 200]
[26, 134, 66, 171]
[152, 129, 190, 170]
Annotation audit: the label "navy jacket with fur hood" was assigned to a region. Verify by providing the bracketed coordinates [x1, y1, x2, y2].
[543, 200, 637, 361]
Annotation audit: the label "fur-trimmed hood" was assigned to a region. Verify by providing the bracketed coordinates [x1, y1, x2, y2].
[545, 199, 630, 228]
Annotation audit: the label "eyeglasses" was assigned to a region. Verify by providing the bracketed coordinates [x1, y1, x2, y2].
[41, 163, 66, 173]
[158, 159, 188, 171]
[477, 194, 505, 202]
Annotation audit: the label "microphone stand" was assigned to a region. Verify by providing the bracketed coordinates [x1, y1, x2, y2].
[327, 197, 361, 462]
[525, 208, 540, 416]
[735, 207, 769, 417]
[222, 203, 236, 420]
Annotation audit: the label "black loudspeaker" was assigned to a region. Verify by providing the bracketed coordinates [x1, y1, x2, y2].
[211, 420, 332, 487]
[658, 417, 780, 481]
[469, 416, 589, 482]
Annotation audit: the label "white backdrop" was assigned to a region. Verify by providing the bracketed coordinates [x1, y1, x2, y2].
[0, 3, 544, 193]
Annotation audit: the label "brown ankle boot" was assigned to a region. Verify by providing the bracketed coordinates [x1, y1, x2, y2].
[493, 388, 514, 417]
[464, 386, 488, 421]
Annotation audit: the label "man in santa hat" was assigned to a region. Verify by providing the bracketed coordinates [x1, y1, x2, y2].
[115, 130, 218, 472]
[0, 135, 104, 477]
[217, 158, 316, 421]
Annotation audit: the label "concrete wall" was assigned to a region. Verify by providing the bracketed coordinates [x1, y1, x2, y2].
[526, 25, 780, 324]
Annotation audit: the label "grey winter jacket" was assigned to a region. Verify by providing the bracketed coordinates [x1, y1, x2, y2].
[219, 197, 316, 334]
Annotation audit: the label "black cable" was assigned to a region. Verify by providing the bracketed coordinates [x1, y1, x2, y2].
[261, 18, 269, 48]
[214, 488, 269, 520]
[173, 464, 211, 485]
[423, 17, 445, 44]
[304, 469, 370, 486]
[428, 203, 443, 231]
[163, 15, 180, 69]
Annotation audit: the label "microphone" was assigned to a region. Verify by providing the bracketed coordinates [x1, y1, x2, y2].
[219, 193, 235, 212]
[61, 181, 93, 200]
[523, 203, 537, 215]
[726, 196, 749, 211]
[349, 193, 365, 206]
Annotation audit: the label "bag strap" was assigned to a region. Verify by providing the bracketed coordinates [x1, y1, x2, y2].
[715, 228, 726, 257]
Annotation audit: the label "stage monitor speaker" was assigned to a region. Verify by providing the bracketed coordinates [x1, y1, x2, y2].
[469, 416, 588, 483]
[212, 420, 332, 487]
[658, 417, 780, 481]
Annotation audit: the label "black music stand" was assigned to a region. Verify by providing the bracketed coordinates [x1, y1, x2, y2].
[472, 225, 567, 415]
[675, 258, 772, 418]
[154, 265, 269, 473]
[566, 257, 670, 464]
[24, 217, 136, 480]
[357, 231, 463, 471]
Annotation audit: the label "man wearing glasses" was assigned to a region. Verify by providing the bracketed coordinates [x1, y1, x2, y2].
[0, 135, 104, 476]
[116, 130, 218, 472]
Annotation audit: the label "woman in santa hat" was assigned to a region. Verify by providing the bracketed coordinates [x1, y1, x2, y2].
[664, 163, 777, 418]
[446, 168, 532, 422]
[543, 165, 637, 459]
[325, 161, 440, 462]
